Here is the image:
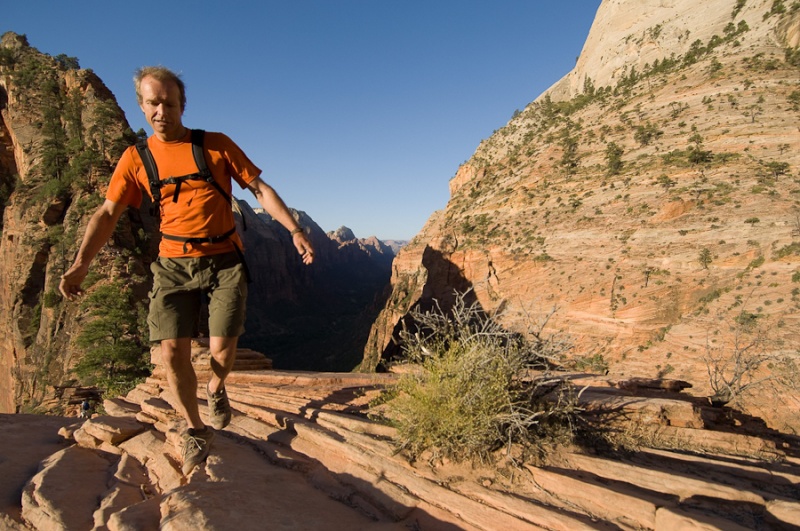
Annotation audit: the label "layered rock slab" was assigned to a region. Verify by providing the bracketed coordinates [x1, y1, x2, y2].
[4, 365, 800, 530]
[0, 415, 74, 522]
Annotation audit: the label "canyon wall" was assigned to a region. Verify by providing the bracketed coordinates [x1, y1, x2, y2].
[364, 0, 800, 432]
[0, 32, 147, 413]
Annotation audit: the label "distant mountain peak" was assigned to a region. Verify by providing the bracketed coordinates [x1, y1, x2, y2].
[328, 226, 357, 242]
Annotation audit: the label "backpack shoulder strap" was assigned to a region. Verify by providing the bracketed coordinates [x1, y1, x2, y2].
[136, 131, 246, 230]
[135, 138, 161, 215]
[190, 129, 211, 178]
[190, 129, 245, 230]
[190, 129, 232, 206]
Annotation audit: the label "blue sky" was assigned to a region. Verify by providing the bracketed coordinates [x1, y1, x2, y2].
[5, 1, 601, 240]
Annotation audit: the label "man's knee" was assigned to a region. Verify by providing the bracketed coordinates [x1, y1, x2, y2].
[160, 338, 192, 368]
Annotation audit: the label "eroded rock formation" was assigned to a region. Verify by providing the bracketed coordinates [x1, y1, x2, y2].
[1, 346, 799, 530]
[0, 32, 148, 414]
[364, 0, 800, 433]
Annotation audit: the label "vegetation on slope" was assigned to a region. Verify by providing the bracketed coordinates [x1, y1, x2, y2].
[372, 2, 800, 433]
[0, 33, 152, 407]
[379, 290, 582, 463]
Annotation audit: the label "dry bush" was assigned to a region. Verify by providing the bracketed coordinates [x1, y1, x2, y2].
[384, 290, 582, 463]
[703, 309, 799, 408]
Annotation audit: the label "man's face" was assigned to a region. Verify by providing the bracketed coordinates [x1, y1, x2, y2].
[138, 75, 184, 141]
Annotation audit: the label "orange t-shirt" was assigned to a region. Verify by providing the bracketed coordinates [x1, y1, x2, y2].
[107, 130, 261, 257]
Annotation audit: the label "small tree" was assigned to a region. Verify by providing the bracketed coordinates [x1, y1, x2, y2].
[788, 90, 800, 111]
[605, 142, 624, 176]
[744, 103, 763, 123]
[633, 122, 663, 146]
[558, 124, 581, 176]
[698, 248, 713, 269]
[657, 174, 676, 191]
[687, 133, 712, 164]
[91, 100, 119, 159]
[765, 161, 790, 180]
[74, 282, 150, 396]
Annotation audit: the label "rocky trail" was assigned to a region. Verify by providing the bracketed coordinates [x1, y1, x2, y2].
[2, 342, 799, 530]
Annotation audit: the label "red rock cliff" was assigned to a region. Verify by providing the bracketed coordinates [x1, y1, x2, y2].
[363, 0, 800, 432]
[0, 32, 153, 413]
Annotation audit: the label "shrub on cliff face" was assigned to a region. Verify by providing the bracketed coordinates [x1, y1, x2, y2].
[384, 291, 580, 463]
[605, 141, 624, 176]
[74, 281, 151, 396]
[703, 305, 799, 408]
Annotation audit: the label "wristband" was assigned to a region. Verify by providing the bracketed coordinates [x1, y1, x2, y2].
[290, 227, 304, 236]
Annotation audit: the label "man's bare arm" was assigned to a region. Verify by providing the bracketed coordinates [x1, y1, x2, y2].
[59, 199, 128, 299]
[247, 176, 315, 264]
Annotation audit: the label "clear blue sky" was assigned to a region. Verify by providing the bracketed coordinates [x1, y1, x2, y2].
[5, 1, 601, 240]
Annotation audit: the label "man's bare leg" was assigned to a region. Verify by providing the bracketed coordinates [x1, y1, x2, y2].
[160, 337, 204, 430]
[208, 336, 238, 394]
[162, 337, 216, 474]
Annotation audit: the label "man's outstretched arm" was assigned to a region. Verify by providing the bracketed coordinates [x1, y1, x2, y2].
[59, 199, 128, 299]
[247, 176, 315, 264]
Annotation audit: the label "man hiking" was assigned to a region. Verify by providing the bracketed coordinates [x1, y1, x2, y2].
[59, 65, 315, 474]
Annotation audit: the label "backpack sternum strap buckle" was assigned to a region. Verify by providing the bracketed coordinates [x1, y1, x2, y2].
[161, 173, 206, 203]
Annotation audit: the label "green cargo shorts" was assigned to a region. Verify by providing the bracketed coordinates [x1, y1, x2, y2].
[148, 252, 247, 341]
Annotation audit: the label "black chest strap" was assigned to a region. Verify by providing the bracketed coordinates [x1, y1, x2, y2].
[135, 130, 234, 207]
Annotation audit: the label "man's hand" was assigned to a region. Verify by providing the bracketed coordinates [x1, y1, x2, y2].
[294, 232, 315, 265]
[247, 177, 316, 265]
[58, 199, 126, 301]
[59, 264, 89, 300]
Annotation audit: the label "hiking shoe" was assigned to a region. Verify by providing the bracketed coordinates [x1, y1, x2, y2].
[181, 427, 215, 475]
[207, 384, 232, 430]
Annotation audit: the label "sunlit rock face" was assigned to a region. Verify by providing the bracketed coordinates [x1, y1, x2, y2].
[363, 0, 800, 432]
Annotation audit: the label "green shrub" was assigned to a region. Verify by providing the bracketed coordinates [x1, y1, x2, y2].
[42, 289, 60, 309]
[732, 0, 746, 18]
[605, 142, 624, 176]
[776, 243, 800, 258]
[699, 248, 713, 269]
[74, 282, 151, 396]
[788, 90, 800, 110]
[384, 292, 579, 462]
[573, 353, 609, 373]
[633, 122, 664, 146]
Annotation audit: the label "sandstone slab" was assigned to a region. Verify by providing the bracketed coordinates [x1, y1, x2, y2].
[82, 415, 145, 445]
[0, 415, 73, 524]
[20, 446, 111, 531]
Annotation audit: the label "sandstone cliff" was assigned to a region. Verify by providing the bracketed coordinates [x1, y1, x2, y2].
[364, 0, 800, 432]
[238, 207, 392, 371]
[328, 225, 396, 269]
[0, 32, 151, 414]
